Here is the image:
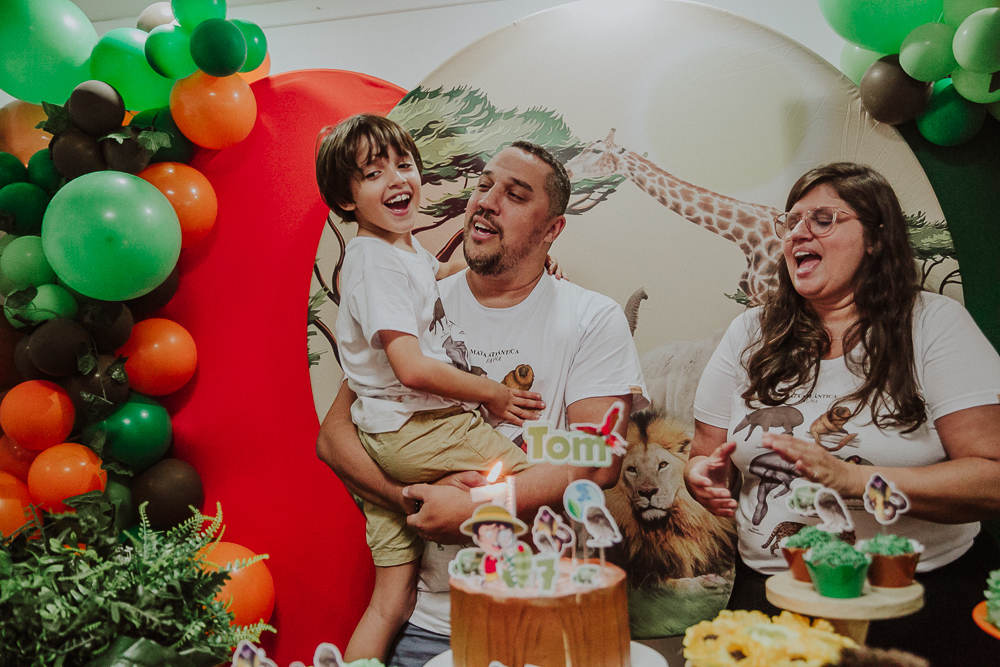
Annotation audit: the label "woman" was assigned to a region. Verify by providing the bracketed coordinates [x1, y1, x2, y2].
[684, 162, 1000, 664]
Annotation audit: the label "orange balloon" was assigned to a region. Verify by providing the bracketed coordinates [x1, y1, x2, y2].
[0, 381, 75, 450]
[201, 541, 275, 626]
[0, 101, 52, 165]
[0, 470, 34, 537]
[238, 52, 271, 85]
[0, 434, 40, 482]
[169, 71, 257, 150]
[117, 318, 197, 396]
[138, 162, 218, 248]
[26, 443, 106, 513]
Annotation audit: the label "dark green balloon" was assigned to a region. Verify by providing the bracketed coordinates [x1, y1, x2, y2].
[231, 19, 267, 72]
[85, 392, 172, 473]
[105, 474, 136, 533]
[26, 150, 62, 195]
[0, 182, 50, 235]
[189, 18, 246, 77]
[130, 107, 194, 164]
[0, 152, 27, 191]
[915, 79, 988, 146]
[171, 0, 226, 31]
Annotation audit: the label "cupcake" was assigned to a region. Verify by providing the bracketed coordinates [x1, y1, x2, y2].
[804, 541, 871, 599]
[780, 526, 838, 583]
[857, 534, 922, 588]
[986, 569, 1000, 628]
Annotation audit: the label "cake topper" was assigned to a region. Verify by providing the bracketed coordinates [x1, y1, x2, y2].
[570, 400, 628, 456]
[531, 505, 575, 556]
[232, 640, 278, 667]
[524, 402, 630, 467]
[785, 480, 854, 533]
[460, 504, 529, 586]
[864, 473, 910, 525]
[581, 503, 622, 549]
[562, 479, 604, 521]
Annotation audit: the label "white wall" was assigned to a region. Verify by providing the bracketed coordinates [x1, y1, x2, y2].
[1, 0, 847, 107]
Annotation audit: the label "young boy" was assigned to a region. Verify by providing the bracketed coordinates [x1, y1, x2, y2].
[315, 114, 541, 662]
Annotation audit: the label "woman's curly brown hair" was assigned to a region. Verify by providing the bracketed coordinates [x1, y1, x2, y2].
[742, 162, 926, 433]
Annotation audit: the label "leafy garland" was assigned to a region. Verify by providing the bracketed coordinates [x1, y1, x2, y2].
[0, 493, 273, 667]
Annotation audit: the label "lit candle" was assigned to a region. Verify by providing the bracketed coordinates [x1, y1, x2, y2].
[470, 461, 507, 505]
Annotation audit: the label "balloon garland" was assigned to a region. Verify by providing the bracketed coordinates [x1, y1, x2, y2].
[0, 0, 274, 634]
[823, 0, 1000, 146]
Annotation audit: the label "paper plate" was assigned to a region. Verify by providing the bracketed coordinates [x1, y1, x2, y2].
[973, 601, 1000, 640]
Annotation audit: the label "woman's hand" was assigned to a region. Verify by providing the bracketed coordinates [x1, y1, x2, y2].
[685, 441, 738, 517]
[761, 432, 863, 497]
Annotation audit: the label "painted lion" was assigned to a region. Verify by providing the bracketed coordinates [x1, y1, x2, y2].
[606, 410, 737, 588]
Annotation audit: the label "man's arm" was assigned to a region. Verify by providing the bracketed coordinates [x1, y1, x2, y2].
[316, 380, 408, 513]
[404, 394, 632, 544]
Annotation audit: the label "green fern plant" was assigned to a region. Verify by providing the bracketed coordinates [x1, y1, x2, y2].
[0, 493, 273, 667]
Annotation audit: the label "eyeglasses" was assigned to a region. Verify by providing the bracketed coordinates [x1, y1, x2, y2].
[773, 207, 857, 239]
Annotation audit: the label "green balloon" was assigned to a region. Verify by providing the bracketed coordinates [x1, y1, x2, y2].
[4, 282, 78, 327]
[189, 18, 247, 77]
[0, 182, 50, 235]
[0, 0, 98, 105]
[953, 8, 1000, 73]
[144, 23, 198, 80]
[90, 28, 173, 112]
[0, 270, 16, 298]
[951, 64, 1000, 103]
[0, 233, 17, 255]
[916, 79, 988, 145]
[944, 0, 1000, 27]
[231, 20, 267, 72]
[0, 235, 56, 289]
[86, 392, 172, 473]
[171, 0, 227, 31]
[27, 150, 62, 195]
[41, 171, 181, 301]
[0, 152, 28, 190]
[900, 22, 959, 81]
[105, 474, 137, 533]
[840, 43, 888, 86]
[989, 99, 1000, 121]
[818, 0, 944, 54]
[130, 107, 194, 164]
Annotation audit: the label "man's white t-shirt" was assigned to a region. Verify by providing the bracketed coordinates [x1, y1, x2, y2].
[336, 236, 475, 434]
[693, 292, 1000, 574]
[407, 270, 650, 635]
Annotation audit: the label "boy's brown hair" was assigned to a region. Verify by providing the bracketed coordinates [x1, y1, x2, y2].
[315, 114, 422, 223]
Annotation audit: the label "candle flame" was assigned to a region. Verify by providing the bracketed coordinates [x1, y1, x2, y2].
[486, 461, 503, 483]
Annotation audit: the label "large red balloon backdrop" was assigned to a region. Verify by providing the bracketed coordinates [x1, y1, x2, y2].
[159, 70, 405, 663]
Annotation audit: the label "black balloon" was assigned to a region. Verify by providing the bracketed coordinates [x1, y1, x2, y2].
[68, 80, 126, 137]
[62, 353, 130, 424]
[124, 266, 179, 321]
[860, 55, 933, 126]
[50, 129, 106, 180]
[27, 318, 91, 376]
[100, 126, 150, 174]
[13, 335, 58, 381]
[77, 301, 133, 352]
[131, 459, 204, 530]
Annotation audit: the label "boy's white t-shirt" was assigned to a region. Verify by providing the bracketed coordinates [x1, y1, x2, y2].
[694, 292, 1000, 574]
[407, 270, 650, 635]
[336, 236, 475, 434]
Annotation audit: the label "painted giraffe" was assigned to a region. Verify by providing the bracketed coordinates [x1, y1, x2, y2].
[565, 129, 784, 304]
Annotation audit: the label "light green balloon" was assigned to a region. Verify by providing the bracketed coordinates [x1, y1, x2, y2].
[0, 0, 98, 104]
[0, 235, 56, 290]
[171, 0, 227, 31]
[953, 8, 1000, 72]
[144, 23, 198, 80]
[4, 282, 78, 327]
[943, 0, 1000, 27]
[951, 64, 1000, 102]
[819, 0, 944, 54]
[900, 23, 959, 81]
[91, 28, 173, 111]
[41, 171, 180, 301]
[840, 43, 888, 86]
[916, 79, 988, 145]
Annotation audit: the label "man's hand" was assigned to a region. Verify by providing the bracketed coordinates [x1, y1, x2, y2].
[403, 482, 479, 544]
[483, 382, 544, 425]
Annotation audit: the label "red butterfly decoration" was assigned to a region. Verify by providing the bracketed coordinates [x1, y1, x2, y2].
[571, 401, 629, 456]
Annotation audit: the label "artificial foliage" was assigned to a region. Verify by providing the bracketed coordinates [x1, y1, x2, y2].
[0, 492, 273, 667]
[986, 568, 1000, 628]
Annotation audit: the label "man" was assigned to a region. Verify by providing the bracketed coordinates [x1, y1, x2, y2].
[317, 140, 649, 666]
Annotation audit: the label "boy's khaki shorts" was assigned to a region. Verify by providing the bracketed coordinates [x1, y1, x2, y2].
[358, 406, 528, 567]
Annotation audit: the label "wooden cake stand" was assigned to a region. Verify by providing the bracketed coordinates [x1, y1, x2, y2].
[765, 571, 924, 644]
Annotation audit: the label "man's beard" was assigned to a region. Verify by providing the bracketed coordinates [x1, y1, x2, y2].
[462, 209, 541, 277]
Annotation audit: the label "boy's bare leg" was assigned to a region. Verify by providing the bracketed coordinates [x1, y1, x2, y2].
[344, 559, 420, 662]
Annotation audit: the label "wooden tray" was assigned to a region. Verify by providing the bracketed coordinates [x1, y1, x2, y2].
[766, 571, 923, 620]
[973, 601, 1000, 640]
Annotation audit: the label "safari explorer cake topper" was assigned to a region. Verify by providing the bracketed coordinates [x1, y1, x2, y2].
[457, 504, 532, 587]
[864, 473, 910, 525]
